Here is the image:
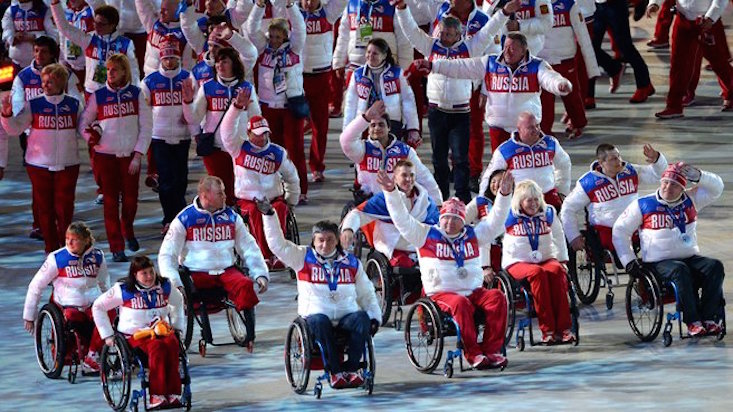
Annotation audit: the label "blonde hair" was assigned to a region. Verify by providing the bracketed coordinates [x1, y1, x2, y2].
[198, 175, 225, 196]
[106, 54, 132, 85]
[66, 221, 95, 249]
[41, 63, 69, 85]
[511, 180, 546, 215]
[268, 18, 289, 38]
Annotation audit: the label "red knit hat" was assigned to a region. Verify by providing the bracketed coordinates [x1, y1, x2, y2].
[159, 34, 182, 59]
[440, 197, 466, 223]
[661, 162, 687, 188]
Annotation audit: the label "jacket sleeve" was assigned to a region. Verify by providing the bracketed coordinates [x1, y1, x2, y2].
[134, 91, 153, 155]
[332, 10, 350, 69]
[405, 0, 442, 25]
[234, 214, 269, 282]
[1, 101, 32, 136]
[180, 5, 206, 54]
[184, 85, 207, 127]
[474, 193, 511, 245]
[43, 7, 58, 40]
[220, 104, 245, 158]
[230, 0, 255, 27]
[342, 71, 358, 129]
[538, 59, 572, 95]
[92, 285, 123, 340]
[399, 69, 419, 130]
[77, 92, 98, 141]
[51, 1, 92, 49]
[67, 73, 84, 104]
[228, 31, 259, 77]
[97, 255, 110, 293]
[393, 14, 414, 70]
[287, 3, 306, 54]
[465, 198, 479, 225]
[1, 7, 12, 47]
[127, 44, 141, 86]
[158, 218, 186, 288]
[705, 0, 726, 22]
[688, 170, 724, 211]
[22, 254, 59, 321]
[341, 205, 376, 233]
[340, 114, 368, 163]
[478, 147, 508, 195]
[395, 7, 434, 59]
[569, 3, 600, 78]
[384, 188, 431, 248]
[409, 147, 442, 204]
[354, 261, 382, 323]
[134, 0, 158, 32]
[431, 54, 488, 81]
[550, 206, 569, 262]
[262, 213, 307, 272]
[560, 181, 590, 243]
[245, 3, 268, 53]
[279, 153, 302, 206]
[168, 286, 185, 332]
[521, 0, 554, 36]
[635, 152, 668, 185]
[10, 75, 25, 115]
[553, 139, 572, 195]
[325, 0, 349, 23]
[612, 201, 642, 267]
[466, 9, 509, 56]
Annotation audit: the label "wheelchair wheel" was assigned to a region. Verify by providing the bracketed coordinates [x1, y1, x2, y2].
[340, 201, 356, 223]
[404, 298, 444, 373]
[226, 306, 253, 347]
[568, 239, 601, 305]
[494, 271, 516, 347]
[100, 334, 132, 412]
[181, 276, 196, 350]
[35, 303, 66, 379]
[626, 271, 664, 342]
[364, 336, 376, 395]
[286, 208, 300, 245]
[285, 317, 312, 394]
[365, 251, 393, 326]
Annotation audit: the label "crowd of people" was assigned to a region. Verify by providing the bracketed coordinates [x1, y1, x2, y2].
[5, 0, 729, 408]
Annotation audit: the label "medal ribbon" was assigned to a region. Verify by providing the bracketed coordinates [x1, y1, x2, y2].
[440, 233, 466, 268]
[323, 260, 342, 292]
[139, 287, 159, 308]
[522, 216, 541, 252]
[665, 203, 687, 234]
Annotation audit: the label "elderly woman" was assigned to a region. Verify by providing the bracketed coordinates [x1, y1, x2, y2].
[502, 180, 573, 344]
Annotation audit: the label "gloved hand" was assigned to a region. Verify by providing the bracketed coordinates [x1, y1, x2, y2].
[86, 125, 102, 146]
[369, 319, 379, 336]
[255, 197, 274, 215]
[404, 60, 431, 81]
[625, 259, 644, 278]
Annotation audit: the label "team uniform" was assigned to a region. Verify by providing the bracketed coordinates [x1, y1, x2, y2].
[466, 195, 503, 272]
[87, 0, 149, 77]
[2, 1, 58, 68]
[484, 0, 553, 55]
[60, 1, 96, 80]
[135, 0, 196, 77]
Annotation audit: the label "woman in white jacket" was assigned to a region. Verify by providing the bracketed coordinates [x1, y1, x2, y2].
[503, 180, 573, 344]
[261, 204, 381, 389]
[2, 0, 58, 69]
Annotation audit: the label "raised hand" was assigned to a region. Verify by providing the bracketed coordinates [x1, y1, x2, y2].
[642, 144, 659, 163]
[340, 229, 354, 249]
[216, 22, 234, 40]
[679, 163, 701, 182]
[234, 86, 252, 109]
[364, 100, 386, 121]
[499, 170, 514, 195]
[645, 3, 659, 18]
[406, 130, 422, 148]
[376, 169, 395, 192]
[503, 0, 521, 15]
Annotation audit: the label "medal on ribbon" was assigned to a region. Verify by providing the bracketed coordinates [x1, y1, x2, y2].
[441, 233, 468, 278]
[323, 259, 341, 302]
[522, 216, 543, 263]
[666, 204, 691, 246]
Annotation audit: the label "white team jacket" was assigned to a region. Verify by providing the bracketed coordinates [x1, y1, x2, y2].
[135, 0, 196, 76]
[300, 0, 348, 73]
[2, 1, 58, 67]
[501, 205, 569, 269]
[483, 0, 554, 55]
[141, 67, 199, 143]
[649, 0, 727, 22]
[536, 0, 600, 77]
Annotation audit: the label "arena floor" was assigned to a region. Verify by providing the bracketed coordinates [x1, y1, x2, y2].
[1, 13, 732, 412]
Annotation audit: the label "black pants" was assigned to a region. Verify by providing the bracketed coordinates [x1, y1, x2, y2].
[428, 107, 470, 203]
[151, 139, 190, 224]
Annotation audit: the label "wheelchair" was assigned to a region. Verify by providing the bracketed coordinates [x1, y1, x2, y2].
[404, 295, 506, 378]
[34, 298, 96, 383]
[179, 267, 255, 357]
[284, 316, 375, 399]
[339, 188, 372, 260]
[494, 270, 580, 351]
[364, 249, 421, 330]
[100, 333, 192, 411]
[625, 267, 726, 346]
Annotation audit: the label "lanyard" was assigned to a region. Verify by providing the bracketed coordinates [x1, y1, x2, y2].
[357, 1, 374, 25]
[323, 260, 342, 291]
[665, 203, 687, 234]
[440, 233, 467, 268]
[521, 216, 541, 252]
[139, 288, 159, 308]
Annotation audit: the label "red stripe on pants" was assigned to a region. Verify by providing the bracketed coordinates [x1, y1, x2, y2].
[94, 153, 139, 253]
[261, 106, 308, 195]
[507, 259, 571, 335]
[666, 18, 733, 111]
[468, 90, 486, 177]
[685, 20, 732, 97]
[304, 72, 331, 173]
[431, 288, 507, 363]
[202, 150, 236, 206]
[540, 59, 587, 134]
[488, 126, 511, 153]
[191, 267, 259, 311]
[26, 165, 79, 253]
[127, 334, 181, 396]
[237, 198, 288, 260]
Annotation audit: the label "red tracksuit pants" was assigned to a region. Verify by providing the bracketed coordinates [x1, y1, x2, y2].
[95, 153, 139, 253]
[666, 17, 733, 111]
[261, 106, 308, 195]
[238, 198, 288, 260]
[488, 126, 511, 153]
[191, 267, 259, 311]
[63, 306, 113, 355]
[507, 259, 571, 336]
[26, 165, 79, 253]
[202, 150, 236, 206]
[304, 71, 331, 173]
[431, 288, 507, 364]
[540, 59, 587, 134]
[469, 89, 486, 178]
[653, 0, 675, 43]
[127, 334, 181, 396]
[685, 20, 732, 98]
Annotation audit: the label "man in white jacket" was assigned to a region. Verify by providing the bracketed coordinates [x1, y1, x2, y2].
[612, 162, 725, 337]
[380, 168, 514, 370]
[483, 0, 553, 56]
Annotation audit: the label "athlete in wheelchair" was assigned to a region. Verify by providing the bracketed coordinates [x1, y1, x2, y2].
[613, 162, 726, 345]
[23, 222, 111, 381]
[260, 200, 381, 395]
[219, 102, 301, 271]
[561, 143, 667, 308]
[341, 159, 440, 328]
[93, 256, 191, 411]
[503, 180, 579, 347]
[380, 169, 514, 372]
[158, 176, 269, 354]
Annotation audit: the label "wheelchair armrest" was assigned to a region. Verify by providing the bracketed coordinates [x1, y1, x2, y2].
[178, 266, 197, 295]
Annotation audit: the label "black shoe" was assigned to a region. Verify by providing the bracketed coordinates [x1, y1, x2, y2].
[633, 0, 648, 21]
[126, 237, 140, 252]
[469, 176, 480, 193]
[29, 228, 44, 240]
[112, 251, 128, 262]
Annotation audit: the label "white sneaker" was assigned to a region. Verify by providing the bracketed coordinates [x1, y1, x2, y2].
[82, 351, 100, 373]
[94, 194, 104, 205]
[149, 394, 167, 409]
